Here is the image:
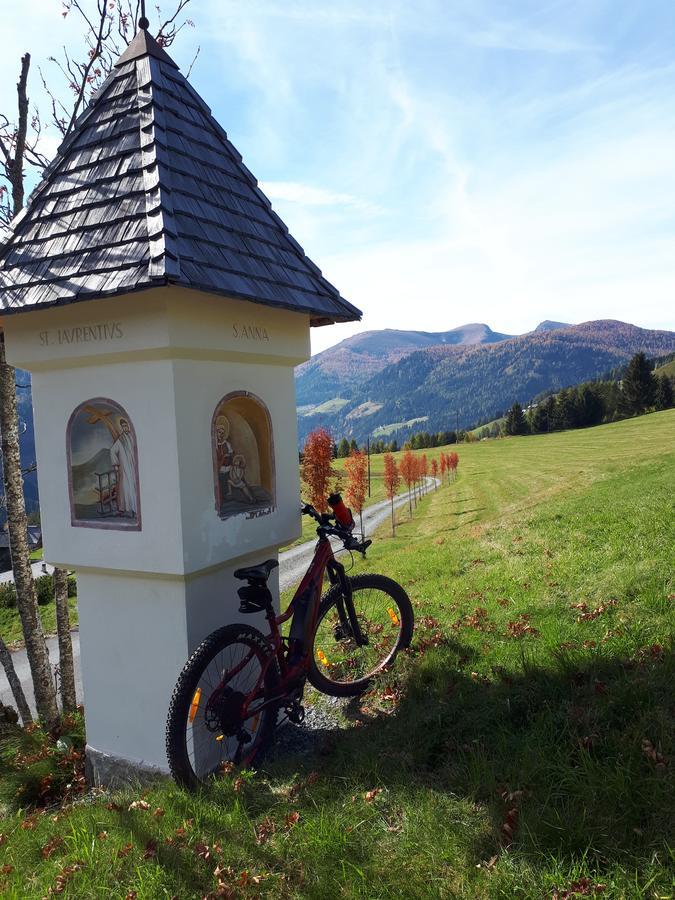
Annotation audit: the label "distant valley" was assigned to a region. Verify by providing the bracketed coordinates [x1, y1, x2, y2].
[295, 319, 675, 444]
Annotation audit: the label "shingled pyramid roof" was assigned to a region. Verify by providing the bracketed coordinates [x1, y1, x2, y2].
[0, 29, 361, 326]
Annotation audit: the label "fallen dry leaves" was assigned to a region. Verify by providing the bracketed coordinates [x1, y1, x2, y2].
[505, 614, 540, 638]
[551, 876, 606, 898]
[571, 599, 617, 623]
[452, 607, 495, 633]
[40, 836, 64, 859]
[641, 739, 668, 770]
[47, 861, 85, 895]
[498, 788, 524, 848]
[254, 817, 276, 845]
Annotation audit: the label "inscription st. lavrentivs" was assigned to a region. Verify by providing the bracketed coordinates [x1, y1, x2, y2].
[39, 323, 124, 346]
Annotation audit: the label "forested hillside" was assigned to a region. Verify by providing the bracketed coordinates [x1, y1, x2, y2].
[297, 322, 513, 405]
[297, 320, 675, 444]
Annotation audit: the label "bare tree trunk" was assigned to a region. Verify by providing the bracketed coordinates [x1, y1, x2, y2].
[53, 567, 76, 713]
[359, 509, 364, 538]
[0, 338, 59, 729]
[408, 487, 412, 518]
[391, 496, 395, 535]
[0, 633, 32, 725]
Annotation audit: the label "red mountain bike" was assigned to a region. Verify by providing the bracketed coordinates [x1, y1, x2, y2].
[166, 494, 414, 789]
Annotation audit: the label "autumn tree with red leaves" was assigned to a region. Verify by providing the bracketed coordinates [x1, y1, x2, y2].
[439, 453, 447, 484]
[449, 452, 459, 480]
[414, 455, 423, 503]
[421, 454, 428, 495]
[345, 449, 368, 535]
[431, 457, 438, 488]
[400, 450, 416, 518]
[301, 428, 338, 512]
[383, 452, 400, 535]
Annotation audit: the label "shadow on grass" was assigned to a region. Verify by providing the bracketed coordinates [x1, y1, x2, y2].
[260, 640, 673, 870]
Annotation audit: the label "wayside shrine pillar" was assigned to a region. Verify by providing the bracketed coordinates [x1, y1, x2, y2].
[0, 25, 360, 784]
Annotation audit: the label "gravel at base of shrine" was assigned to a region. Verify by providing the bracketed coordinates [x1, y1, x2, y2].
[269, 697, 349, 759]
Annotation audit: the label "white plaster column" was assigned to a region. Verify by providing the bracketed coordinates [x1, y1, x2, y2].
[3, 287, 310, 781]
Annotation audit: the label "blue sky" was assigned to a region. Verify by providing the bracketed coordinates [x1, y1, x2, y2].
[3, 1, 675, 354]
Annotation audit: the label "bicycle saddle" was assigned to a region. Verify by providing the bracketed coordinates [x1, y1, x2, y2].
[233, 559, 279, 582]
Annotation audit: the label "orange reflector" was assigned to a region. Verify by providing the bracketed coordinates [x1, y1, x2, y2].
[317, 649, 330, 667]
[388, 608, 399, 626]
[189, 688, 201, 723]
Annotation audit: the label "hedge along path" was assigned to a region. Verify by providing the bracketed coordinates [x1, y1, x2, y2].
[0, 577, 78, 646]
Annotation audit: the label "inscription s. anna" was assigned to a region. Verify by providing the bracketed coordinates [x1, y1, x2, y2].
[232, 324, 269, 342]
[39, 322, 123, 347]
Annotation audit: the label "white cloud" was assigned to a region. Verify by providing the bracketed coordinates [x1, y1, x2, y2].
[261, 181, 380, 214]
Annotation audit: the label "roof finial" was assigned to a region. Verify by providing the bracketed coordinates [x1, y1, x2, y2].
[139, 0, 149, 31]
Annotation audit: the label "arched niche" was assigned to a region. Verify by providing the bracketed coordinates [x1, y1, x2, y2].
[211, 391, 275, 520]
[66, 398, 141, 530]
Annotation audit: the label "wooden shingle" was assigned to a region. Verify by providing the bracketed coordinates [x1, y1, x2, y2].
[0, 29, 361, 326]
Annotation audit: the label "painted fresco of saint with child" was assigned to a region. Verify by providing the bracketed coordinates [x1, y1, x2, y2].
[212, 393, 274, 520]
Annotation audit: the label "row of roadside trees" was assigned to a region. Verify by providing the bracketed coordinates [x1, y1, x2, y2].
[301, 427, 459, 538]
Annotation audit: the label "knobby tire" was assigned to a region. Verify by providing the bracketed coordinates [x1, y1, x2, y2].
[309, 573, 414, 697]
[166, 623, 279, 791]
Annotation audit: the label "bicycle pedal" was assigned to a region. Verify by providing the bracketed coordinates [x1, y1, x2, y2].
[285, 703, 305, 724]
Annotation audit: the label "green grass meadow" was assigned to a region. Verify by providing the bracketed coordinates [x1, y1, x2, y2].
[0, 410, 673, 898]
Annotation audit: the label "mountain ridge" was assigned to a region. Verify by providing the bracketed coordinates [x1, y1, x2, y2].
[296, 319, 675, 444]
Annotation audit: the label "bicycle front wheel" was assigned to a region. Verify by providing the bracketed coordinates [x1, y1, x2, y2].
[309, 573, 414, 697]
[166, 624, 279, 790]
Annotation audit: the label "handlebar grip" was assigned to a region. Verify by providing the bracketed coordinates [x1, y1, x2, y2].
[327, 493, 354, 530]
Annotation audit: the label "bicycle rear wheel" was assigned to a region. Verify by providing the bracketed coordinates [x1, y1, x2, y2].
[166, 624, 279, 790]
[309, 573, 414, 697]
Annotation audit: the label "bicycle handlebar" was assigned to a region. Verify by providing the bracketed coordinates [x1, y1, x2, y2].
[300, 500, 372, 556]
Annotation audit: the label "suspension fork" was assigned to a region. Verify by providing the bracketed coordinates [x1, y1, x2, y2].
[327, 558, 368, 647]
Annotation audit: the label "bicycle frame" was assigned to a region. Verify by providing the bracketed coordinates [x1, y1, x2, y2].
[217, 534, 358, 727]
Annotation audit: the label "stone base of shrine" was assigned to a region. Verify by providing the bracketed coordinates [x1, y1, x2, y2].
[85, 743, 170, 790]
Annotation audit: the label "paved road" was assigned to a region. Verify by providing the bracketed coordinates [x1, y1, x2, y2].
[1, 632, 84, 716]
[0, 560, 54, 584]
[0, 480, 437, 716]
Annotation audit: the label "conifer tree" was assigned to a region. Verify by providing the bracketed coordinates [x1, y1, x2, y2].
[505, 402, 528, 435]
[620, 352, 656, 415]
[337, 437, 350, 458]
[654, 374, 673, 410]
